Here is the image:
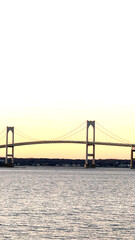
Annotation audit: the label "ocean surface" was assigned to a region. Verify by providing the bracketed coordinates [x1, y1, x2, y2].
[0, 166, 135, 240]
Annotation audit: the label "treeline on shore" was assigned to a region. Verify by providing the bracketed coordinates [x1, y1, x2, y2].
[0, 157, 130, 167]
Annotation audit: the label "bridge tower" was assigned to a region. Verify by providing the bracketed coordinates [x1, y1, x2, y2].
[84, 120, 95, 168]
[5, 127, 14, 166]
[131, 146, 135, 169]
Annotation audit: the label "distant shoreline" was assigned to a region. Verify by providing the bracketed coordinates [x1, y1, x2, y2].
[0, 158, 131, 168]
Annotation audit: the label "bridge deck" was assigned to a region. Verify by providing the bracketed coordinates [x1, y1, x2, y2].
[0, 140, 134, 148]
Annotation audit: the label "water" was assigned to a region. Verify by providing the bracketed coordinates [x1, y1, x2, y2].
[0, 167, 135, 240]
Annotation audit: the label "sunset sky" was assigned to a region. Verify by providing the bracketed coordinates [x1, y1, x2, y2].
[0, 0, 135, 159]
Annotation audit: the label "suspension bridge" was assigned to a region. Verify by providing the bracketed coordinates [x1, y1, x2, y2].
[0, 120, 135, 168]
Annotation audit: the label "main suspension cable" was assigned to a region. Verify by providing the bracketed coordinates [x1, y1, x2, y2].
[96, 121, 132, 143]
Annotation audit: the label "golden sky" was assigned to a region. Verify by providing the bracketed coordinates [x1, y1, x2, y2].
[0, 1, 135, 159]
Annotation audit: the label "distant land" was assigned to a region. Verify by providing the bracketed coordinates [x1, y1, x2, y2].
[0, 158, 131, 168]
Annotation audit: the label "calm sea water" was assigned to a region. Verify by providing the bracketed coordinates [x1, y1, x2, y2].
[0, 167, 135, 240]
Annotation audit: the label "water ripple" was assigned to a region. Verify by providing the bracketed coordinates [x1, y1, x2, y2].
[0, 167, 135, 239]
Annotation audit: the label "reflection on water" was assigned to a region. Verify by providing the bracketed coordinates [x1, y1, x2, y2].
[0, 167, 135, 239]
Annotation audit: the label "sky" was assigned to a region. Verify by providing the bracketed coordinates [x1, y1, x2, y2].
[0, 0, 135, 159]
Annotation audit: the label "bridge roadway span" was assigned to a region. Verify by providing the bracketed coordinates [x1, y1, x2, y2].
[0, 140, 135, 148]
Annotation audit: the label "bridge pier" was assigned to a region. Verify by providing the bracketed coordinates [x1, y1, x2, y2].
[84, 120, 95, 168]
[5, 127, 14, 167]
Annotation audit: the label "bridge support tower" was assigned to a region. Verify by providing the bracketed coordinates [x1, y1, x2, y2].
[5, 127, 14, 167]
[84, 120, 95, 168]
[131, 146, 135, 169]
